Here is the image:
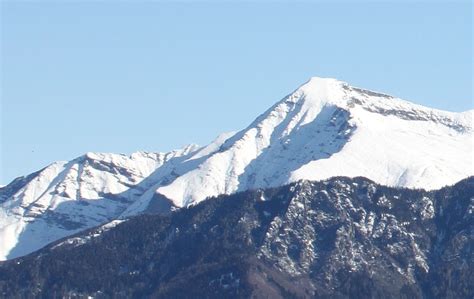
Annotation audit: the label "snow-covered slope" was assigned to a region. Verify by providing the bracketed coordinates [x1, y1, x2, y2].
[129, 77, 473, 211]
[0, 77, 472, 260]
[0, 146, 198, 260]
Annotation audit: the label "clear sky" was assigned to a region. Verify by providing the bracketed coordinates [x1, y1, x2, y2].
[1, 1, 472, 185]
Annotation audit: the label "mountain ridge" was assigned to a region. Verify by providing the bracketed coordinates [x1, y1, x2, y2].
[1, 176, 472, 298]
[0, 77, 472, 260]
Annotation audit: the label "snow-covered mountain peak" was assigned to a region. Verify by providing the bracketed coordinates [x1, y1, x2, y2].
[0, 77, 472, 261]
[294, 76, 346, 100]
[0, 144, 200, 260]
[154, 78, 472, 207]
[286, 76, 391, 110]
[285, 77, 472, 134]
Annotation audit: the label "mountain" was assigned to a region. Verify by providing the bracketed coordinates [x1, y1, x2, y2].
[0, 146, 199, 260]
[0, 77, 472, 260]
[150, 77, 472, 207]
[0, 176, 472, 298]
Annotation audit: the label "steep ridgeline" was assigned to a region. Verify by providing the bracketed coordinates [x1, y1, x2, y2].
[0, 177, 472, 298]
[0, 77, 472, 260]
[0, 146, 199, 260]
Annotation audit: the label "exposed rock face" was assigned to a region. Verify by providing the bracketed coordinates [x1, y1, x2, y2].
[0, 176, 472, 298]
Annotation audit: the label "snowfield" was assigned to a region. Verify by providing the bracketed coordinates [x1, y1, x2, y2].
[0, 77, 472, 260]
[154, 77, 473, 207]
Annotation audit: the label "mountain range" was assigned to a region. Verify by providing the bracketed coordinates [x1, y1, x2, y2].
[0, 77, 472, 261]
[0, 176, 472, 298]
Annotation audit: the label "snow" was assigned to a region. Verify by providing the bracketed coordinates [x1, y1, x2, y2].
[0, 147, 197, 260]
[154, 77, 473, 207]
[291, 104, 472, 189]
[0, 76, 472, 260]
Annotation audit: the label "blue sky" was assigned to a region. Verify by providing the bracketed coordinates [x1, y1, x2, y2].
[1, 1, 472, 184]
